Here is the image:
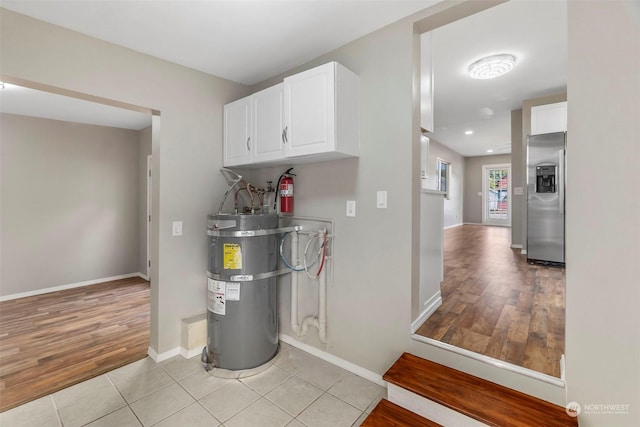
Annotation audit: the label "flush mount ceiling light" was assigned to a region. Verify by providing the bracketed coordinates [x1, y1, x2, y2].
[465, 130, 474, 135]
[468, 54, 516, 80]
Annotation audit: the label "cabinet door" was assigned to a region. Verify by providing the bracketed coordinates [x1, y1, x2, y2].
[252, 84, 285, 163]
[223, 96, 252, 166]
[531, 101, 567, 135]
[284, 62, 335, 157]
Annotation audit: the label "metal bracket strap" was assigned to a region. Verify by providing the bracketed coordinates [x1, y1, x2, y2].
[207, 225, 302, 237]
[207, 269, 291, 282]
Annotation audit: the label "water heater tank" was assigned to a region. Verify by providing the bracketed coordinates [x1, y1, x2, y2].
[205, 213, 279, 370]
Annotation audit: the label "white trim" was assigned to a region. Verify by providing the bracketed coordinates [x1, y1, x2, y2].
[181, 346, 204, 360]
[0, 272, 147, 302]
[146, 154, 152, 279]
[388, 383, 488, 427]
[410, 334, 565, 387]
[443, 223, 463, 230]
[521, 249, 527, 255]
[511, 244, 523, 249]
[411, 292, 442, 334]
[279, 334, 386, 387]
[147, 346, 181, 362]
[138, 273, 150, 281]
[463, 222, 483, 226]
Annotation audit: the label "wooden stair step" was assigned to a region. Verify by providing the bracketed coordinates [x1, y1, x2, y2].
[362, 399, 443, 427]
[383, 353, 578, 427]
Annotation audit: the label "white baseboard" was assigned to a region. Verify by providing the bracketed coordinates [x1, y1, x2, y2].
[410, 334, 565, 387]
[521, 249, 527, 255]
[279, 334, 386, 387]
[0, 272, 148, 302]
[443, 223, 463, 230]
[138, 273, 150, 281]
[181, 346, 204, 359]
[147, 346, 181, 362]
[511, 244, 523, 249]
[411, 292, 442, 334]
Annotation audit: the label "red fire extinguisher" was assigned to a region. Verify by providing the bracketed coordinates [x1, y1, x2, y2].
[278, 168, 295, 214]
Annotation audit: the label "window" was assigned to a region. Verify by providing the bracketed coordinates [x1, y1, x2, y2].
[436, 158, 450, 197]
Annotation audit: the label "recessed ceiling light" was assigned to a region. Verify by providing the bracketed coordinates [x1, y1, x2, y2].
[465, 130, 473, 135]
[468, 54, 516, 80]
[487, 149, 494, 153]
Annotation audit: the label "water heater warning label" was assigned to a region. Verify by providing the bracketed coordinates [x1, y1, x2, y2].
[223, 243, 242, 270]
[207, 279, 226, 315]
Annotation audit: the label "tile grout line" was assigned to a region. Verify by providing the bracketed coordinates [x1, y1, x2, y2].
[48, 395, 63, 427]
[103, 372, 144, 426]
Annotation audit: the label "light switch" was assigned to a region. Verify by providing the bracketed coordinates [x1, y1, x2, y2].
[346, 200, 356, 217]
[172, 221, 183, 236]
[377, 191, 387, 209]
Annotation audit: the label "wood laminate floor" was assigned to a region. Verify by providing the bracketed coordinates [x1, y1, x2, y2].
[416, 225, 565, 377]
[0, 277, 150, 412]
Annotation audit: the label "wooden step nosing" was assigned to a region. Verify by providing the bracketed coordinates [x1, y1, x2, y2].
[383, 353, 578, 427]
[363, 398, 443, 427]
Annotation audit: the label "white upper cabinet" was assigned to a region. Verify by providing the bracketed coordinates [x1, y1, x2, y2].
[252, 83, 285, 163]
[223, 85, 284, 166]
[222, 62, 359, 167]
[223, 95, 251, 166]
[284, 62, 359, 159]
[531, 101, 567, 135]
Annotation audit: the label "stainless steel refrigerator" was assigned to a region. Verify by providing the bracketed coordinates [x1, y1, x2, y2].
[527, 132, 566, 264]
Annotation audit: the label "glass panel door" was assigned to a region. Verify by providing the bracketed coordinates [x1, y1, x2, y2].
[483, 165, 511, 226]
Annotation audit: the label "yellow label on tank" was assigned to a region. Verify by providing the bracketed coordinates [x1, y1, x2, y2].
[223, 243, 242, 270]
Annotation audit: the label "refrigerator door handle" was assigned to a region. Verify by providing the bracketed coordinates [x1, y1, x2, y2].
[558, 149, 565, 215]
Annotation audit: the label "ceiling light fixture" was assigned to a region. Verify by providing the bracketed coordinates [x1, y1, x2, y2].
[487, 149, 494, 153]
[468, 54, 516, 80]
[465, 130, 473, 135]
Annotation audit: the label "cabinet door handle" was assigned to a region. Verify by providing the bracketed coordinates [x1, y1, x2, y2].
[246, 137, 251, 151]
[282, 126, 288, 143]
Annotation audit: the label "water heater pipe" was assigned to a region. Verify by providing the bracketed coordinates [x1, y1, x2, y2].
[289, 228, 328, 344]
[290, 231, 301, 335]
[318, 232, 328, 343]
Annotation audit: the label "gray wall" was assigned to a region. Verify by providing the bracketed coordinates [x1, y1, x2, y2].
[241, 16, 418, 374]
[566, 2, 639, 426]
[0, 9, 248, 353]
[2, 4, 639, 424]
[138, 126, 152, 276]
[422, 139, 464, 228]
[0, 113, 140, 296]
[463, 154, 512, 225]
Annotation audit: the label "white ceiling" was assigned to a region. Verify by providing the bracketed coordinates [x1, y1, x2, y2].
[0, 0, 437, 130]
[0, 0, 438, 86]
[428, 0, 567, 157]
[0, 0, 566, 152]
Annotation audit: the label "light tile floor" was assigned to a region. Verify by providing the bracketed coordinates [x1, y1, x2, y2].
[0, 342, 385, 427]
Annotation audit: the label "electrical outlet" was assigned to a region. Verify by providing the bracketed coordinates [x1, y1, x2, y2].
[377, 191, 387, 209]
[172, 221, 183, 236]
[346, 200, 356, 217]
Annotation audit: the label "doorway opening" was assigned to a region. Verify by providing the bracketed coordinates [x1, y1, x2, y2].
[0, 79, 156, 410]
[483, 164, 511, 226]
